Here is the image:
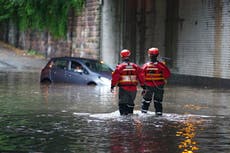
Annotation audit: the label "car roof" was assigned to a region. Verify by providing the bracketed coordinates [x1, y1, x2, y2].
[48, 56, 114, 71]
[50, 56, 100, 62]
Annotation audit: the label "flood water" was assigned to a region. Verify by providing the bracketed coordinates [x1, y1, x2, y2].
[0, 71, 230, 153]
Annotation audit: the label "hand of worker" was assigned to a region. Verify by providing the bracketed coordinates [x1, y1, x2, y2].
[141, 90, 146, 96]
[110, 86, 115, 93]
[141, 85, 146, 90]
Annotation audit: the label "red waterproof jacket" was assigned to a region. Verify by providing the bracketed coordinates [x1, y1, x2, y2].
[111, 62, 144, 91]
[141, 61, 171, 87]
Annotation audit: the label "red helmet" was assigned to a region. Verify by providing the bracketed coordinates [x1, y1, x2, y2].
[148, 48, 159, 56]
[120, 49, 131, 58]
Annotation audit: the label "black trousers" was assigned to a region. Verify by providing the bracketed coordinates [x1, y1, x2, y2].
[118, 87, 137, 115]
[141, 85, 164, 114]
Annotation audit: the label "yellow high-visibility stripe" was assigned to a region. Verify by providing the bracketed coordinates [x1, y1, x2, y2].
[146, 74, 162, 77]
[119, 80, 138, 83]
[145, 77, 164, 81]
[123, 68, 135, 71]
[146, 68, 158, 71]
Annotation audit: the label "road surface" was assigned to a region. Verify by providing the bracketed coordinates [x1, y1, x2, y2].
[0, 42, 48, 72]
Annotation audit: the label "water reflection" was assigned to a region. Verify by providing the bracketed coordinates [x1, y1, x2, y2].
[0, 72, 230, 153]
[39, 83, 116, 114]
[89, 111, 215, 153]
[176, 116, 201, 153]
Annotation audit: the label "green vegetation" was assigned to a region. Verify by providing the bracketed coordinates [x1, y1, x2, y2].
[27, 49, 44, 58]
[0, 0, 85, 38]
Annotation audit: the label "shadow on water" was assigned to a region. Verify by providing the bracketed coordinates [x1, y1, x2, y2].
[0, 71, 230, 153]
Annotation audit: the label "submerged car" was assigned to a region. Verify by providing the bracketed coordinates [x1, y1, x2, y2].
[40, 57, 113, 85]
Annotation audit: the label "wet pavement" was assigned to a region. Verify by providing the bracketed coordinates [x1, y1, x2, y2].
[1, 43, 230, 153]
[0, 42, 47, 72]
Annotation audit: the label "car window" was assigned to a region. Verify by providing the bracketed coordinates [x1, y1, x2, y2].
[99, 62, 112, 71]
[82, 60, 112, 72]
[53, 59, 68, 70]
[71, 61, 89, 74]
[71, 61, 82, 71]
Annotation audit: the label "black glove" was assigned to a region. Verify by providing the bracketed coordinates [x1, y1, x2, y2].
[141, 85, 146, 95]
[141, 85, 146, 90]
[111, 86, 115, 93]
[141, 90, 146, 96]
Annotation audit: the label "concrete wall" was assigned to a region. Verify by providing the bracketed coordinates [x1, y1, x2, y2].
[174, 0, 230, 79]
[140, 0, 167, 62]
[19, 31, 70, 58]
[101, 0, 167, 67]
[101, 0, 121, 67]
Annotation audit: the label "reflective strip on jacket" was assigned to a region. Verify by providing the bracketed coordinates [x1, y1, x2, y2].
[142, 61, 171, 87]
[119, 64, 138, 86]
[111, 62, 144, 91]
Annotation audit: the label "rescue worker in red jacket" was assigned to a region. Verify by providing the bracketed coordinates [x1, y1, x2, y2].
[141, 47, 171, 116]
[111, 49, 144, 115]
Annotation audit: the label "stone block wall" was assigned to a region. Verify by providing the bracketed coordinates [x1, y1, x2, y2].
[0, 0, 101, 60]
[71, 0, 101, 59]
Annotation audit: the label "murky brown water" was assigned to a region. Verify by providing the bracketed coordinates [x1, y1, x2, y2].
[0, 71, 230, 153]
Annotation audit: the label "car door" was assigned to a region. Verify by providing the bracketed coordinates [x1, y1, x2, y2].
[50, 58, 68, 82]
[65, 60, 89, 84]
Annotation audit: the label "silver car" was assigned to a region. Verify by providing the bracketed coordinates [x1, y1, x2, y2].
[40, 57, 113, 85]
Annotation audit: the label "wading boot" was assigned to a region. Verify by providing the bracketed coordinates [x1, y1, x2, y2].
[141, 99, 151, 113]
[154, 100, 162, 116]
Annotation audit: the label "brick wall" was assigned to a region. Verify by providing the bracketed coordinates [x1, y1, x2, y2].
[71, 0, 101, 59]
